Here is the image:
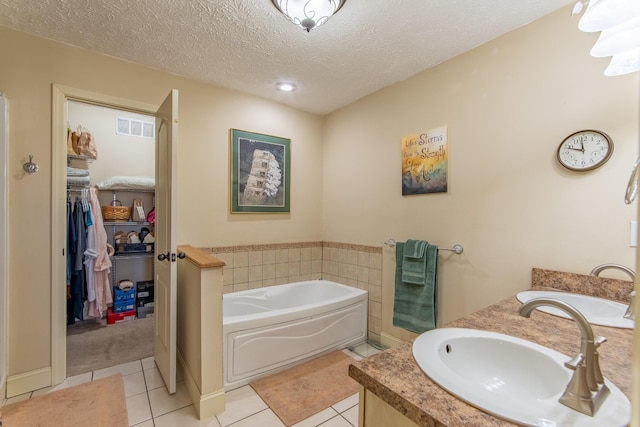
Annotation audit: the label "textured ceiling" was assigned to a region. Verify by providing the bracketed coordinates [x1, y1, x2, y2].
[0, 0, 573, 115]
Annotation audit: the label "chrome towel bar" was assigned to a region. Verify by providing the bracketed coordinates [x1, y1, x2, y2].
[382, 239, 464, 255]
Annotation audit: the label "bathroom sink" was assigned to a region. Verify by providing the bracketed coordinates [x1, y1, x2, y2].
[413, 328, 630, 427]
[516, 291, 634, 329]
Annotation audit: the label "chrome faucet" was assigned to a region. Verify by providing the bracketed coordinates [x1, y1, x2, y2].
[518, 298, 609, 416]
[590, 263, 636, 320]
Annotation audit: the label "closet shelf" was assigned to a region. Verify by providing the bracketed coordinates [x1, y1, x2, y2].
[110, 253, 154, 261]
[104, 221, 153, 227]
[98, 188, 155, 193]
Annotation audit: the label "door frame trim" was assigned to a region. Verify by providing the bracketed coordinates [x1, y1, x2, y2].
[51, 85, 158, 384]
[0, 94, 8, 397]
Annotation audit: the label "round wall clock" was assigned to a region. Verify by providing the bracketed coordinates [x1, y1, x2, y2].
[557, 130, 613, 171]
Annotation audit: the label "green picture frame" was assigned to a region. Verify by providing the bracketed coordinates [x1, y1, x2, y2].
[230, 129, 291, 213]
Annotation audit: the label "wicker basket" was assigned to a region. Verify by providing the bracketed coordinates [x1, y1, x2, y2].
[102, 205, 131, 221]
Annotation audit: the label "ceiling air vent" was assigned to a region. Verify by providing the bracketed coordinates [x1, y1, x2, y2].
[116, 117, 155, 139]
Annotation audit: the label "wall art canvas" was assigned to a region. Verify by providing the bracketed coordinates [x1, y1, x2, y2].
[230, 129, 290, 213]
[401, 126, 448, 195]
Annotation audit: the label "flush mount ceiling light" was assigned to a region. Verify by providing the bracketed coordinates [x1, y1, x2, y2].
[271, 0, 346, 32]
[572, 0, 640, 76]
[276, 82, 297, 92]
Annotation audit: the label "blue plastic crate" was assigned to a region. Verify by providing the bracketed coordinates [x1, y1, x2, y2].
[114, 287, 136, 302]
[113, 300, 136, 313]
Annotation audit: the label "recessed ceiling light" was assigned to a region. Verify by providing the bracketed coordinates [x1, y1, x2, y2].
[276, 82, 297, 92]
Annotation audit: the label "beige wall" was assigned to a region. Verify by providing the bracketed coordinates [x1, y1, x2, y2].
[0, 27, 323, 379]
[67, 101, 155, 185]
[322, 5, 639, 340]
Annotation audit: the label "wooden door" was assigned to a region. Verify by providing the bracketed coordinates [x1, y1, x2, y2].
[154, 90, 178, 393]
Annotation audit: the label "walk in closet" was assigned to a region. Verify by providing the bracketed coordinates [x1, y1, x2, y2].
[65, 101, 156, 376]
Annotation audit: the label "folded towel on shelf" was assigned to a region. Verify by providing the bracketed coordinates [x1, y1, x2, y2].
[95, 176, 155, 191]
[393, 241, 438, 334]
[402, 239, 428, 284]
[66, 176, 91, 186]
[66, 167, 90, 177]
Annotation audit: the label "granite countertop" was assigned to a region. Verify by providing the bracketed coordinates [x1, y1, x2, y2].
[348, 268, 634, 427]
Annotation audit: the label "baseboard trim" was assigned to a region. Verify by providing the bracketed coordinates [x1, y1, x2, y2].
[380, 332, 405, 348]
[6, 367, 51, 397]
[177, 350, 225, 419]
[197, 388, 225, 419]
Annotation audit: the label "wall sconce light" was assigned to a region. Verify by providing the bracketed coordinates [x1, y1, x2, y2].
[271, 0, 346, 32]
[572, 0, 640, 76]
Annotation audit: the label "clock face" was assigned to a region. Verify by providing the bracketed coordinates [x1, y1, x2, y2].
[557, 130, 613, 171]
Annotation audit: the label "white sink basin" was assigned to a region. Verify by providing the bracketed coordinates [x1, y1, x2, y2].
[413, 328, 630, 426]
[517, 291, 634, 329]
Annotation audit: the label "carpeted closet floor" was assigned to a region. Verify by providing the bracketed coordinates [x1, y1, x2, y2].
[66, 317, 154, 376]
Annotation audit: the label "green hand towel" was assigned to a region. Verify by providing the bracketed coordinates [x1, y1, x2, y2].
[402, 239, 428, 284]
[404, 239, 426, 258]
[393, 242, 438, 333]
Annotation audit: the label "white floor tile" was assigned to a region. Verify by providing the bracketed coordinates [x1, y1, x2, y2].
[131, 420, 155, 427]
[291, 407, 339, 427]
[60, 372, 94, 388]
[93, 360, 142, 380]
[29, 385, 54, 397]
[342, 406, 359, 426]
[348, 343, 382, 359]
[318, 414, 354, 427]
[144, 366, 166, 391]
[153, 405, 222, 427]
[148, 380, 192, 418]
[215, 385, 268, 427]
[33, 372, 94, 397]
[11, 353, 365, 427]
[126, 391, 152, 426]
[124, 371, 147, 397]
[226, 408, 285, 427]
[141, 356, 155, 370]
[332, 393, 358, 413]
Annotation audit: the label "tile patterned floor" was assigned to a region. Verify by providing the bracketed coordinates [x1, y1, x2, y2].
[2, 343, 380, 427]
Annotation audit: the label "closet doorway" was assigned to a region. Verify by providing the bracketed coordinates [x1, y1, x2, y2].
[51, 86, 179, 394]
[66, 101, 155, 377]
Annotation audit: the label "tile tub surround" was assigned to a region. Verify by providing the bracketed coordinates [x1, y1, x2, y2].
[349, 286, 632, 425]
[201, 241, 383, 342]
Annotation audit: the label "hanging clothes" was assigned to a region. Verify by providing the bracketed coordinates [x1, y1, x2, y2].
[68, 200, 86, 324]
[66, 200, 76, 287]
[84, 202, 98, 305]
[87, 187, 112, 318]
[66, 200, 77, 325]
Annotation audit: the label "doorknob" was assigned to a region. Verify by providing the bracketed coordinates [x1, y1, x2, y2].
[157, 252, 169, 261]
[177, 252, 186, 259]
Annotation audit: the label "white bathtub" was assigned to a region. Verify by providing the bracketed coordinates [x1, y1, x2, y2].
[223, 280, 368, 390]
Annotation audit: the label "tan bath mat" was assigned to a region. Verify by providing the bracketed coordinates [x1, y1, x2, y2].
[250, 350, 359, 426]
[1, 374, 128, 427]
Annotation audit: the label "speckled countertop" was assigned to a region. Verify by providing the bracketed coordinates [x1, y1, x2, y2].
[348, 268, 634, 427]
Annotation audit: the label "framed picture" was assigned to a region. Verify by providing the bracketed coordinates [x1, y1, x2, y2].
[230, 129, 291, 213]
[401, 126, 448, 195]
